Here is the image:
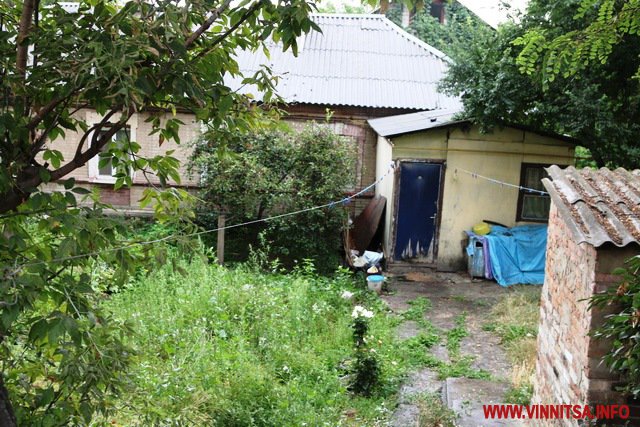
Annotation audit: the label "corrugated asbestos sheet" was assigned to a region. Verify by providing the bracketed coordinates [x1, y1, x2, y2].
[543, 165, 640, 247]
[367, 109, 461, 136]
[226, 14, 462, 110]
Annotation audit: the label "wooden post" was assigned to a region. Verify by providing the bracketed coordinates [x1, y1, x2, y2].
[217, 213, 225, 265]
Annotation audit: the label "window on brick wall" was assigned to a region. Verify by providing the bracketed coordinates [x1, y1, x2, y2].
[88, 125, 135, 184]
[516, 163, 551, 222]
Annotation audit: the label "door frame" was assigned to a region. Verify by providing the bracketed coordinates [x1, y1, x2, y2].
[391, 159, 446, 265]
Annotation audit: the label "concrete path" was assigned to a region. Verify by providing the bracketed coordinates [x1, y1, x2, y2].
[382, 268, 524, 427]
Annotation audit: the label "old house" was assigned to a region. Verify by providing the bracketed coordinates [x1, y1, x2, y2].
[228, 13, 460, 211]
[368, 110, 577, 271]
[532, 165, 640, 425]
[46, 13, 459, 214]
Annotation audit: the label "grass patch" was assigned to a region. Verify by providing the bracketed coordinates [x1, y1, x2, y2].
[401, 297, 432, 325]
[398, 311, 489, 380]
[485, 286, 541, 404]
[410, 392, 458, 427]
[446, 313, 469, 356]
[102, 256, 411, 426]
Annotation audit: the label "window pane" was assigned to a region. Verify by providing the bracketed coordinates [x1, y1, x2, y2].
[521, 194, 551, 220]
[96, 128, 129, 177]
[98, 143, 113, 176]
[524, 167, 547, 191]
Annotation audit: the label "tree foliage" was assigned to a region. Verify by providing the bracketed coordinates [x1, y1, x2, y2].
[514, 0, 640, 83]
[0, 0, 320, 424]
[442, 0, 640, 168]
[190, 123, 356, 272]
[386, 0, 491, 57]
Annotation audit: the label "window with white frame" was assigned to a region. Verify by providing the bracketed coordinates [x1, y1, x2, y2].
[96, 127, 130, 179]
[86, 113, 137, 183]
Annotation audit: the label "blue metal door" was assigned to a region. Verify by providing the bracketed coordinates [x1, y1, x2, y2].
[394, 162, 442, 262]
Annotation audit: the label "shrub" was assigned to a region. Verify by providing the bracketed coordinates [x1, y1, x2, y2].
[190, 122, 356, 272]
[349, 306, 381, 396]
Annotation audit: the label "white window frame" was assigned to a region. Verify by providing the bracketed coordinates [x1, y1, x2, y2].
[86, 112, 138, 184]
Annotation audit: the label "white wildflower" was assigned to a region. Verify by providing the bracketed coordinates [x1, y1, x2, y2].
[341, 290, 354, 300]
[351, 305, 374, 319]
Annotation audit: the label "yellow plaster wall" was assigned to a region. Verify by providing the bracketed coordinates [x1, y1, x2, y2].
[375, 135, 394, 256]
[384, 125, 575, 270]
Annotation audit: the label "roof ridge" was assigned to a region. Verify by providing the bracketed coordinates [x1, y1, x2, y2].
[310, 13, 384, 19]
[378, 15, 451, 62]
[308, 13, 451, 62]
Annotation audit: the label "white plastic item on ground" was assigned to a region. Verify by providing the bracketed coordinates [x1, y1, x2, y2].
[363, 251, 384, 266]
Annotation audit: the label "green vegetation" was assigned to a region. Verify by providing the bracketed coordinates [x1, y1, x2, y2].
[590, 255, 640, 399]
[401, 297, 432, 325]
[484, 286, 542, 405]
[190, 123, 356, 272]
[0, 0, 323, 423]
[410, 392, 458, 427]
[386, 1, 492, 58]
[99, 254, 412, 425]
[442, 0, 640, 168]
[446, 313, 469, 356]
[398, 301, 489, 381]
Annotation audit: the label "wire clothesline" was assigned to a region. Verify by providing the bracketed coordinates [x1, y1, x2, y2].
[13, 163, 397, 270]
[12, 164, 548, 271]
[456, 168, 549, 196]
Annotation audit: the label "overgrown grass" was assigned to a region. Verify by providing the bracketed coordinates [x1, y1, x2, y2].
[397, 308, 489, 381]
[484, 286, 541, 405]
[410, 392, 458, 427]
[103, 255, 411, 426]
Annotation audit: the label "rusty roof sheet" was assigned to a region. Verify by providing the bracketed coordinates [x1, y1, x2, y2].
[542, 165, 640, 247]
[225, 14, 462, 111]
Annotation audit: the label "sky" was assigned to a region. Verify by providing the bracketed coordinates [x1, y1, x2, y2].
[320, 0, 530, 28]
[457, 0, 529, 28]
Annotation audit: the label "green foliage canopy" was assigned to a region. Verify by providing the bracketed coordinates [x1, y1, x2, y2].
[442, 0, 640, 168]
[386, 0, 492, 57]
[190, 123, 356, 272]
[0, 0, 320, 424]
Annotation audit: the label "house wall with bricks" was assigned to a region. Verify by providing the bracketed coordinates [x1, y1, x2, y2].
[44, 108, 200, 213]
[532, 202, 637, 426]
[45, 105, 395, 216]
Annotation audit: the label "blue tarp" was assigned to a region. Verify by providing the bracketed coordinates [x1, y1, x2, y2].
[483, 225, 547, 287]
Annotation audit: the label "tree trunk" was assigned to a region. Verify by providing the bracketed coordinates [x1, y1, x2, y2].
[0, 375, 17, 427]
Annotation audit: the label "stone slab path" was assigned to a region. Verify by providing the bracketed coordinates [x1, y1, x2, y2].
[382, 268, 524, 427]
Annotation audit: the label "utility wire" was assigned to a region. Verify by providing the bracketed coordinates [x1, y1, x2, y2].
[456, 168, 549, 196]
[14, 163, 396, 270]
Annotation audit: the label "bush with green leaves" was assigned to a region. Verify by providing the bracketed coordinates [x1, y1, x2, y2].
[190, 123, 356, 272]
[349, 305, 381, 396]
[590, 255, 640, 399]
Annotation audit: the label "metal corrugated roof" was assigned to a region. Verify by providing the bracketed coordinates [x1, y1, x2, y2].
[367, 109, 462, 136]
[226, 14, 462, 110]
[543, 165, 640, 247]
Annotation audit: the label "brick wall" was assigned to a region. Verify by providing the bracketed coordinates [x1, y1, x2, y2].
[46, 105, 383, 215]
[532, 203, 628, 426]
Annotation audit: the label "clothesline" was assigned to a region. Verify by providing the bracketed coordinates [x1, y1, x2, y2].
[456, 168, 549, 196]
[13, 163, 396, 271]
